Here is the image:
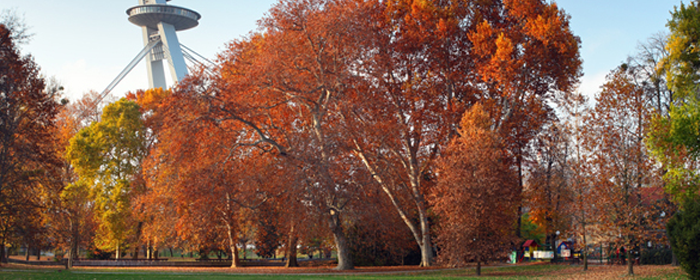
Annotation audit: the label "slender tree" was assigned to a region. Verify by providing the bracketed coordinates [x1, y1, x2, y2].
[585, 66, 660, 275]
[561, 92, 594, 270]
[525, 122, 572, 261]
[51, 91, 103, 268]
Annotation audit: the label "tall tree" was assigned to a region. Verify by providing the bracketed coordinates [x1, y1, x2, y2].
[468, 0, 582, 240]
[561, 92, 594, 270]
[50, 90, 102, 268]
[66, 98, 147, 259]
[203, 0, 372, 269]
[430, 103, 518, 275]
[585, 66, 660, 276]
[525, 121, 572, 260]
[649, 2, 700, 203]
[0, 23, 61, 263]
[341, 0, 581, 266]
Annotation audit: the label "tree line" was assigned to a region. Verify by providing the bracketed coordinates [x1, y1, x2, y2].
[1, 0, 699, 277]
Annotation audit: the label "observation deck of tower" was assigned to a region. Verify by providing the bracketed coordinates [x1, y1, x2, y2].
[99, 0, 204, 100]
[127, 1, 200, 31]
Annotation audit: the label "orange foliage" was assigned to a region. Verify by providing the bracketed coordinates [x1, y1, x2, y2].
[584, 66, 666, 275]
[431, 103, 518, 273]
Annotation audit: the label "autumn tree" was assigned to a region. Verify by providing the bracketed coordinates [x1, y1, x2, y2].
[254, 202, 281, 259]
[127, 88, 174, 260]
[199, 0, 376, 269]
[47, 98, 83, 267]
[525, 121, 573, 261]
[138, 86, 298, 267]
[46, 90, 107, 268]
[466, 0, 582, 241]
[560, 92, 595, 270]
[66, 98, 147, 259]
[0, 23, 61, 263]
[334, 0, 582, 267]
[648, 1, 700, 203]
[147, 0, 581, 270]
[585, 66, 661, 276]
[430, 103, 518, 275]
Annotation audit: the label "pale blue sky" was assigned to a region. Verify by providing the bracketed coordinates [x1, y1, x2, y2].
[2, 0, 681, 102]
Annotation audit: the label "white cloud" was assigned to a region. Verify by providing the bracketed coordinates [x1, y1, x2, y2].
[577, 70, 608, 102]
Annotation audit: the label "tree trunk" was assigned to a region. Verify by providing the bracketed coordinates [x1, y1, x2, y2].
[330, 211, 353, 270]
[225, 222, 241, 268]
[285, 225, 299, 268]
[516, 158, 524, 239]
[582, 230, 588, 271]
[626, 247, 634, 275]
[0, 241, 6, 263]
[551, 234, 558, 263]
[67, 248, 74, 269]
[0, 240, 5, 263]
[132, 222, 143, 260]
[418, 209, 433, 267]
[25, 245, 29, 261]
[67, 233, 79, 269]
[73, 229, 80, 261]
[419, 234, 432, 267]
[36, 247, 40, 260]
[353, 146, 434, 267]
[476, 253, 482, 276]
[671, 249, 678, 266]
[116, 243, 120, 260]
[229, 244, 241, 268]
[133, 246, 140, 260]
[668, 228, 679, 266]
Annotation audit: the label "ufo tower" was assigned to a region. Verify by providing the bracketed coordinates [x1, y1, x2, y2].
[100, 0, 201, 97]
[127, 0, 200, 89]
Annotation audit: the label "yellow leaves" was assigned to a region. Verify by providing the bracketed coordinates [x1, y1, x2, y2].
[493, 33, 514, 63]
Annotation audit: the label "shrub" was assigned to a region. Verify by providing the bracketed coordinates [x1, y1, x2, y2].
[640, 247, 672, 265]
[85, 245, 113, 260]
[667, 197, 700, 280]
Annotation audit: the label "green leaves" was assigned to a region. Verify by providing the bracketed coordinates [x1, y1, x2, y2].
[664, 1, 700, 97]
[65, 98, 146, 253]
[667, 197, 700, 279]
[648, 104, 700, 203]
[668, 99, 700, 158]
[647, 2, 700, 203]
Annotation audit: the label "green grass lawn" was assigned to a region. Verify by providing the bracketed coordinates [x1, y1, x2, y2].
[0, 264, 689, 280]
